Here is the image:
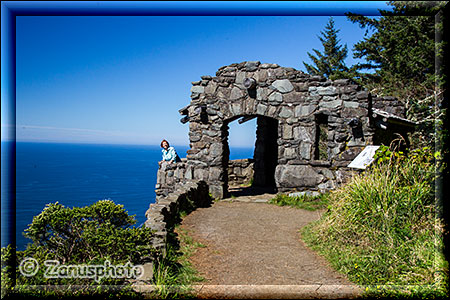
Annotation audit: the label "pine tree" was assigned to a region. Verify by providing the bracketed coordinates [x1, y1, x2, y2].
[303, 17, 355, 80]
[347, 1, 443, 96]
[346, 1, 447, 148]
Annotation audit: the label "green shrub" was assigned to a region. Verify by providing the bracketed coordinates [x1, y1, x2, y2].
[1, 200, 156, 298]
[301, 147, 448, 298]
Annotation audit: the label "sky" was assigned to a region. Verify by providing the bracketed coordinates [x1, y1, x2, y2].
[10, 2, 391, 147]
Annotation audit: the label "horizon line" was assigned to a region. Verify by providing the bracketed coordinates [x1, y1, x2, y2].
[2, 140, 256, 148]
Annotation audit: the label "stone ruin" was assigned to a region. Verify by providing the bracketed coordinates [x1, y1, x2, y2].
[154, 61, 416, 200]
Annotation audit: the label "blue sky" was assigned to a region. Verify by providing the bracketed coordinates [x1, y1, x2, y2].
[11, 2, 390, 147]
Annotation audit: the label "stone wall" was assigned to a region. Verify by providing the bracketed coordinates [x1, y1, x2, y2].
[181, 61, 376, 198]
[156, 158, 255, 198]
[152, 61, 412, 199]
[228, 158, 254, 186]
[145, 180, 212, 252]
[155, 159, 189, 199]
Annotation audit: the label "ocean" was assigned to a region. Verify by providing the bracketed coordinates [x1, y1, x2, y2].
[6, 142, 254, 251]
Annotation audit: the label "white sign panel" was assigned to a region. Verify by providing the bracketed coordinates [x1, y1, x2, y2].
[347, 145, 380, 169]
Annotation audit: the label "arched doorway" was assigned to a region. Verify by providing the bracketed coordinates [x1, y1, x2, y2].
[221, 115, 279, 197]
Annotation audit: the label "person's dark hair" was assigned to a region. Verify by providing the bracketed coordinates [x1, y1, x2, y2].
[161, 139, 169, 148]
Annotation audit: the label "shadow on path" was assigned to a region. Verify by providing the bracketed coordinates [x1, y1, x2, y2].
[228, 185, 277, 197]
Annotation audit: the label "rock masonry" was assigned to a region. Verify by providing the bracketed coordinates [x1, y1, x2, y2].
[155, 61, 414, 200]
[145, 61, 416, 256]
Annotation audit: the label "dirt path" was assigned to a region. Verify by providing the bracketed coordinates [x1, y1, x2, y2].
[179, 194, 362, 298]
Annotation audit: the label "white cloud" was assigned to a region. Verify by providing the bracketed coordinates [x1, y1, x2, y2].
[14, 124, 160, 145]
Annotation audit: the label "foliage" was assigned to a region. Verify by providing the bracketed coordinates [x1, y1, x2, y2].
[23, 200, 155, 264]
[301, 146, 448, 298]
[303, 17, 358, 80]
[346, 1, 447, 148]
[1, 245, 15, 299]
[1, 200, 157, 299]
[149, 227, 205, 299]
[175, 227, 206, 285]
[147, 190, 212, 298]
[317, 123, 329, 160]
[269, 192, 330, 211]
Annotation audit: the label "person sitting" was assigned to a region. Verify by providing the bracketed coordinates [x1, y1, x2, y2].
[160, 139, 181, 163]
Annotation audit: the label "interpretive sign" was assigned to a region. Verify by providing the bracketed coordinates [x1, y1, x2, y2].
[347, 145, 380, 169]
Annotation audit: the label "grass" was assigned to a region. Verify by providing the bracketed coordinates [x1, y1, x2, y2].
[150, 226, 205, 299]
[300, 148, 448, 298]
[175, 227, 206, 284]
[239, 178, 254, 188]
[269, 192, 330, 211]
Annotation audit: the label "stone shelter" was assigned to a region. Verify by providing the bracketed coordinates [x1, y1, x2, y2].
[155, 61, 416, 200]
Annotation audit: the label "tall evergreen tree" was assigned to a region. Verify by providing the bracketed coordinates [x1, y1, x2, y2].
[303, 17, 355, 80]
[346, 1, 447, 148]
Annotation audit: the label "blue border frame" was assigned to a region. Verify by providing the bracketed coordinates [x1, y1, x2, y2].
[3, 1, 405, 293]
[1, 1, 387, 16]
[5, 0, 449, 295]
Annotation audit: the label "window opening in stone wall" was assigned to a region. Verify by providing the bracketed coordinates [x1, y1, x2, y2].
[314, 114, 329, 161]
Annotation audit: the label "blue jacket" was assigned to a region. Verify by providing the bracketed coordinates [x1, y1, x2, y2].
[162, 146, 181, 162]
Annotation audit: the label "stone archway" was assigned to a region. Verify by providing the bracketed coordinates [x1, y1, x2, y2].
[158, 61, 415, 201]
[221, 114, 279, 197]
